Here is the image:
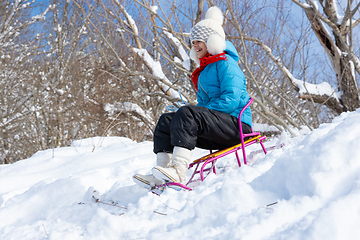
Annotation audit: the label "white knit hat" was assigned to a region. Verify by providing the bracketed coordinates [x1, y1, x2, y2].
[190, 6, 226, 64]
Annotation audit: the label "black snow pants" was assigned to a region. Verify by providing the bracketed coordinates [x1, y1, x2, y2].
[153, 105, 252, 153]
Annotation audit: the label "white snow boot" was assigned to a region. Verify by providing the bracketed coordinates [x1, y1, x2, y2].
[133, 173, 165, 190]
[151, 147, 193, 184]
[133, 152, 172, 190]
[156, 152, 172, 168]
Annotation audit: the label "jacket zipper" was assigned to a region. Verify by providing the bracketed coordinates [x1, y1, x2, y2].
[198, 75, 209, 98]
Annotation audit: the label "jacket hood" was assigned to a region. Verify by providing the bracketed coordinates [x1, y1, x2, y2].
[224, 41, 239, 62]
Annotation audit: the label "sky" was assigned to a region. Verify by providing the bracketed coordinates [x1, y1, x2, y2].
[30, 0, 50, 17]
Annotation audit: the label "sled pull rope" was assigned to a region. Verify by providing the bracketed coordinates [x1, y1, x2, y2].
[165, 89, 189, 112]
[164, 183, 182, 191]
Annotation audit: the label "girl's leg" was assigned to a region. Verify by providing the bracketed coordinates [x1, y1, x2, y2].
[152, 105, 252, 184]
[134, 113, 176, 190]
[153, 112, 176, 154]
[169, 105, 251, 151]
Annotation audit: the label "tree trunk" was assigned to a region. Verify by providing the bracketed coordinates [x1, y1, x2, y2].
[304, 7, 359, 113]
[339, 55, 360, 111]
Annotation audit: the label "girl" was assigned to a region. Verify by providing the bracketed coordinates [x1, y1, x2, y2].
[133, 6, 252, 189]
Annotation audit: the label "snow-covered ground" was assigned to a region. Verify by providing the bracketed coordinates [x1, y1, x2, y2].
[1, 109, 360, 240]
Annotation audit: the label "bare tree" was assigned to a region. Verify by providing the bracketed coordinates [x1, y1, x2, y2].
[0, 0, 51, 163]
[291, 0, 360, 113]
[73, 0, 338, 137]
[72, 0, 197, 134]
[213, 0, 360, 131]
[3, 0, 359, 163]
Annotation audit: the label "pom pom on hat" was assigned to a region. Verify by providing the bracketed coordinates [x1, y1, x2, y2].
[205, 6, 224, 27]
[190, 6, 226, 62]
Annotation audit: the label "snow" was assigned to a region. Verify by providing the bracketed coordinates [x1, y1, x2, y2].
[1, 109, 360, 239]
[301, 3, 311, 10]
[253, 123, 280, 132]
[133, 48, 182, 100]
[104, 102, 153, 124]
[349, 60, 359, 90]
[329, 0, 344, 25]
[312, 1, 318, 11]
[163, 31, 191, 71]
[151, 6, 158, 14]
[294, 79, 342, 100]
[120, 6, 138, 35]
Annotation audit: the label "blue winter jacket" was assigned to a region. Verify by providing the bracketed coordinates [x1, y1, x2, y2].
[196, 41, 252, 127]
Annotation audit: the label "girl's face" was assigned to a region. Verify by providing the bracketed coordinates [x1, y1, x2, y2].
[192, 41, 208, 58]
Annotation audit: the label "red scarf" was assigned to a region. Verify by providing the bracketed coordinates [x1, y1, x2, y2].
[191, 53, 227, 91]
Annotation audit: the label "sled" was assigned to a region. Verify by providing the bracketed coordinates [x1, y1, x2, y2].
[152, 98, 268, 194]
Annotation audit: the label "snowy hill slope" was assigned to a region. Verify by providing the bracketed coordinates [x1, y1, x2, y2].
[1, 109, 360, 240]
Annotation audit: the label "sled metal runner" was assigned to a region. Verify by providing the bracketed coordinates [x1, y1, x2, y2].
[152, 98, 268, 194]
[188, 135, 266, 183]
